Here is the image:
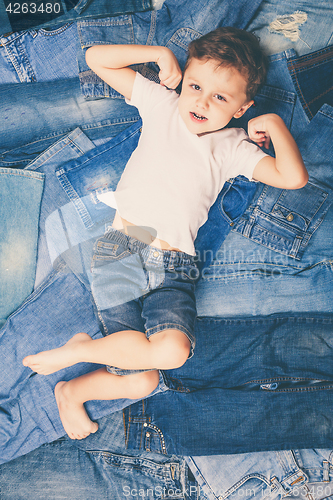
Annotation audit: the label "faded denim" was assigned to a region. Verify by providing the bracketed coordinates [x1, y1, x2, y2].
[0, 168, 44, 327]
[246, 0, 333, 57]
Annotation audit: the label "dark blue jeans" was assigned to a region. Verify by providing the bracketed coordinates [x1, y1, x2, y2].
[0, 0, 152, 35]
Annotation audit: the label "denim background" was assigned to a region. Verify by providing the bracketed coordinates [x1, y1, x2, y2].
[1, 0, 333, 498]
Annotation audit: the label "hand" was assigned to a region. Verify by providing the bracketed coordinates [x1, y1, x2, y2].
[156, 47, 182, 89]
[248, 114, 281, 149]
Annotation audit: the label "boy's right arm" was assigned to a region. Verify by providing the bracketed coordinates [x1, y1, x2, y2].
[85, 44, 182, 100]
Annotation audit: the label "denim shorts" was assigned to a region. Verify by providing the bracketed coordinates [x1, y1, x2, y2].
[90, 228, 198, 375]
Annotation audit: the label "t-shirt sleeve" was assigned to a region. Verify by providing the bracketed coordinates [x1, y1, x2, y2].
[125, 72, 170, 118]
[226, 130, 269, 181]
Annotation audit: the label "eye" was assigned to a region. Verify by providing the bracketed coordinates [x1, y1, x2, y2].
[191, 84, 201, 91]
[215, 94, 226, 102]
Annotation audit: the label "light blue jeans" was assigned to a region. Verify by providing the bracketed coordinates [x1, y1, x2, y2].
[246, 0, 333, 56]
[0, 168, 44, 327]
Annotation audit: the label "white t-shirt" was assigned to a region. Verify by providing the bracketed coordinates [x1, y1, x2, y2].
[100, 72, 267, 255]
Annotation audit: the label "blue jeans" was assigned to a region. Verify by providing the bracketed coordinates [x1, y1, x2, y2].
[1, 118, 333, 464]
[3, 0, 331, 470]
[0, 0, 263, 169]
[0, 0, 152, 36]
[0, 411, 204, 500]
[1, 408, 333, 500]
[246, 0, 333, 57]
[0, 0, 262, 84]
[0, 168, 44, 327]
[91, 228, 197, 369]
[196, 41, 333, 314]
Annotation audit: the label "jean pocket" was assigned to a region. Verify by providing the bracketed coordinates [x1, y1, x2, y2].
[96, 452, 186, 499]
[166, 28, 202, 68]
[77, 16, 134, 97]
[92, 239, 130, 262]
[220, 475, 271, 500]
[233, 181, 332, 259]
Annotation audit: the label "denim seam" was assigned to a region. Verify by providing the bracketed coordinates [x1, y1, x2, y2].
[185, 458, 219, 500]
[3, 261, 67, 320]
[195, 316, 333, 326]
[220, 473, 271, 500]
[262, 385, 333, 394]
[287, 46, 333, 71]
[0, 168, 44, 180]
[26, 131, 88, 171]
[146, 11, 156, 46]
[239, 376, 333, 385]
[320, 104, 333, 119]
[0, 118, 140, 166]
[37, 23, 74, 36]
[3, 40, 36, 83]
[289, 72, 313, 118]
[307, 86, 333, 107]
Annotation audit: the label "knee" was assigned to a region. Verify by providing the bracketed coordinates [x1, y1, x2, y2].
[126, 370, 160, 399]
[152, 330, 191, 370]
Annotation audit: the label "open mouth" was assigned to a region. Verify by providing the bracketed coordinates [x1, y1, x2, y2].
[190, 112, 207, 122]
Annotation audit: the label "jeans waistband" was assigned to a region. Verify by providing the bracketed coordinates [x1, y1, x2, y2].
[104, 227, 195, 268]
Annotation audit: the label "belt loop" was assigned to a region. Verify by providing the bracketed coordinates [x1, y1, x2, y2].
[323, 461, 330, 482]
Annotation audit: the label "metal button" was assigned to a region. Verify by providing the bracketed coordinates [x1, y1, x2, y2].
[286, 213, 294, 221]
[153, 251, 159, 258]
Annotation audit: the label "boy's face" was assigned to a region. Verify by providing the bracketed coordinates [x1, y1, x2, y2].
[178, 58, 253, 135]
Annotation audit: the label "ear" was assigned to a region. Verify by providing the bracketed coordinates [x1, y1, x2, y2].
[233, 100, 254, 119]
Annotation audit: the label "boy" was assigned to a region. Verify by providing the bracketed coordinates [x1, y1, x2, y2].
[23, 28, 308, 440]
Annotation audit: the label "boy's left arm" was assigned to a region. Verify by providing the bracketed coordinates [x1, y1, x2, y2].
[249, 113, 309, 189]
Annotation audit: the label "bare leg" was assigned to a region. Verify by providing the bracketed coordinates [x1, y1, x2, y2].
[23, 328, 191, 375]
[55, 368, 160, 440]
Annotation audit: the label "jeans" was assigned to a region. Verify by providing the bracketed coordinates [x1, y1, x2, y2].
[0, 0, 153, 36]
[189, 449, 333, 500]
[0, 168, 44, 327]
[0, 0, 263, 169]
[91, 228, 197, 367]
[1, 120, 333, 463]
[0, 411, 204, 500]
[1, 32, 333, 462]
[0, 0, 263, 84]
[246, 0, 333, 57]
[196, 50, 333, 317]
[1, 408, 333, 500]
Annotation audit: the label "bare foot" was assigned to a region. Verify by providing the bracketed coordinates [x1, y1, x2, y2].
[22, 332, 92, 375]
[55, 381, 98, 440]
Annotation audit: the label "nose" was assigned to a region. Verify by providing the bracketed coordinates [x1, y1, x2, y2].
[196, 94, 209, 109]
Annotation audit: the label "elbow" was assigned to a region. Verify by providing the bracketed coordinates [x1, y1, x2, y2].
[85, 46, 99, 71]
[283, 166, 309, 190]
[290, 170, 309, 190]
[85, 47, 93, 69]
